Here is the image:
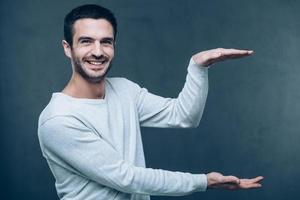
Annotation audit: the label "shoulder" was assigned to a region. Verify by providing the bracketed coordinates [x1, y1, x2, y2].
[106, 77, 138, 87]
[38, 94, 77, 128]
[38, 111, 88, 144]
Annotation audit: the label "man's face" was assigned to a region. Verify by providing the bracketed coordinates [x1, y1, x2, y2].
[63, 18, 115, 83]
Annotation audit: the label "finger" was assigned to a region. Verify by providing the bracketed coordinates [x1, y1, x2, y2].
[216, 181, 262, 190]
[239, 178, 263, 189]
[240, 182, 262, 189]
[219, 49, 253, 59]
[227, 53, 253, 59]
[250, 183, 262, 188]
[251, 176, 264, 182]
[221, 48, 253, 55]
[241, 176, 264, 184]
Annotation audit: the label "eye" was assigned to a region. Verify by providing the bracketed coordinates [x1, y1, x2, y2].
[101, 39, 114, 46]
[81, 39, 91, 44]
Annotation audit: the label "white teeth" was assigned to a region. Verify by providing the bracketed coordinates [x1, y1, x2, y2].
[88, 61, 105, 65]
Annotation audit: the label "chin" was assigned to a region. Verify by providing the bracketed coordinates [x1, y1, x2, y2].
[74, 60, 112, 83]
[86, 68, 110, 82]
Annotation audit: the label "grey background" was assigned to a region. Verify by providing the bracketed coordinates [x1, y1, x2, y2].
[1, 0, 299, 199]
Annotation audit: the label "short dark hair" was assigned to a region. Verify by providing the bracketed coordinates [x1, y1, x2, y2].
[64, 4, 117, 46]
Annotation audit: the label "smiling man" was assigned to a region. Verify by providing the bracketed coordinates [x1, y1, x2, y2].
[38, 4, 263, 200]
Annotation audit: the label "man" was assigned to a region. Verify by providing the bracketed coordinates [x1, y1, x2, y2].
[38, 4, 263, 200]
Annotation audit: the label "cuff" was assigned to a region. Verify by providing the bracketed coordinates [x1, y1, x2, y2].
[193, 174, 208, 192]
[187, 57, 208, 78]
[190, 57, 209, 69]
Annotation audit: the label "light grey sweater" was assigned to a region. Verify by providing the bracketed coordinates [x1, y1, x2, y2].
[38, 58, 209, 200]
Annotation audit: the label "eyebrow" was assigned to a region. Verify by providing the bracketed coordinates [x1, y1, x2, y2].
[77, 36, 93, 42]
[101, 37, 114, 42]
[77, 36, 114, 42]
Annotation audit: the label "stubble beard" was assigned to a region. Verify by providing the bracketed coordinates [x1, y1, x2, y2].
[72, 54, 113, 84]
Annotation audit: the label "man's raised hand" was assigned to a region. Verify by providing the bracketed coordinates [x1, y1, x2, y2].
[192, 48, 253, 67]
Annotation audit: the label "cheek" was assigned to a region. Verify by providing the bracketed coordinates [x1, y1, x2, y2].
[107, 48, 115, 58]
[110, 52, 115, 59]
[102, 45, 114, 57]
[73, 49, 90, 59]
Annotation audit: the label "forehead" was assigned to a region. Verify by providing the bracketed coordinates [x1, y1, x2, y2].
[73, 18, 114, 39]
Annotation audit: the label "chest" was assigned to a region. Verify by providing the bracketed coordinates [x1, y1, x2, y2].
[76, 91, 139, 156]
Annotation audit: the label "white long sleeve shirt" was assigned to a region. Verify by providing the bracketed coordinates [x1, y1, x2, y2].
[38, 58, 209, 200]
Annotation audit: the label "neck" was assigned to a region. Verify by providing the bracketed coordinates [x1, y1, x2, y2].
[62, 73, 105, 99]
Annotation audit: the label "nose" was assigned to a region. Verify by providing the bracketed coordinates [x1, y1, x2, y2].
[91, 42, 103, 57]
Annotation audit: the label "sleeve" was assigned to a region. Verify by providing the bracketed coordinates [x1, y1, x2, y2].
[38, 116, 207, 196]
[134, 58, 208, 128]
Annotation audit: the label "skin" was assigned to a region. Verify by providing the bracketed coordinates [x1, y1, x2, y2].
[206, 172, 263, 189]
[61, 18, 263, 190]
[62, 18, 115, 99]
[192, 48, 254, 67]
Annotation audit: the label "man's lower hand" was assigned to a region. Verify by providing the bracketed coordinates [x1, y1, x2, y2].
[206, 172, 263, 190]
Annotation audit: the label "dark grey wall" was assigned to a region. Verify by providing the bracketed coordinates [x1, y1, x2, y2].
[1, 0, 299, 199]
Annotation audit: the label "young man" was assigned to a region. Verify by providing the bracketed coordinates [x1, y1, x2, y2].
[38, 4, 263, 200]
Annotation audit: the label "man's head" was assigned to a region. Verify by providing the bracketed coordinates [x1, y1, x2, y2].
[64, 4, 117, 47]
[63, 4, 117, 83]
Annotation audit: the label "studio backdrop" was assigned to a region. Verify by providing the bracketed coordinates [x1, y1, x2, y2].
[1, 0, 299, 199]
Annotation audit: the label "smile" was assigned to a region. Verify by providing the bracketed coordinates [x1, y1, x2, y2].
[86, 60, 106, 66]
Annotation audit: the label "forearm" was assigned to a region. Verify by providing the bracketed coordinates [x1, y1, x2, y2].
[39, 116, 207, 195]
[172, 58, 209, 127]
[89, 159, 207, 195]
[139, 58, 208, 128]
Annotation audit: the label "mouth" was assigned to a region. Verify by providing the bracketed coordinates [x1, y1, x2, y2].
[84, 58, 109, 69]
[86, 60, 107, 66]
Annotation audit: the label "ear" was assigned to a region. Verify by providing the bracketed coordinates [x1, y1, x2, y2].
[62, 40, 72, 58]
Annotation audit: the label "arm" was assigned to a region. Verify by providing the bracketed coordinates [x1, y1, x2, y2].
[136, 58, 208, 128]
[135, 48, 253, 128]
[38, 116, 207, 196]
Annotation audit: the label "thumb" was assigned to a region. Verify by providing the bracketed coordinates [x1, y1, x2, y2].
[223, 176, 240, 184]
